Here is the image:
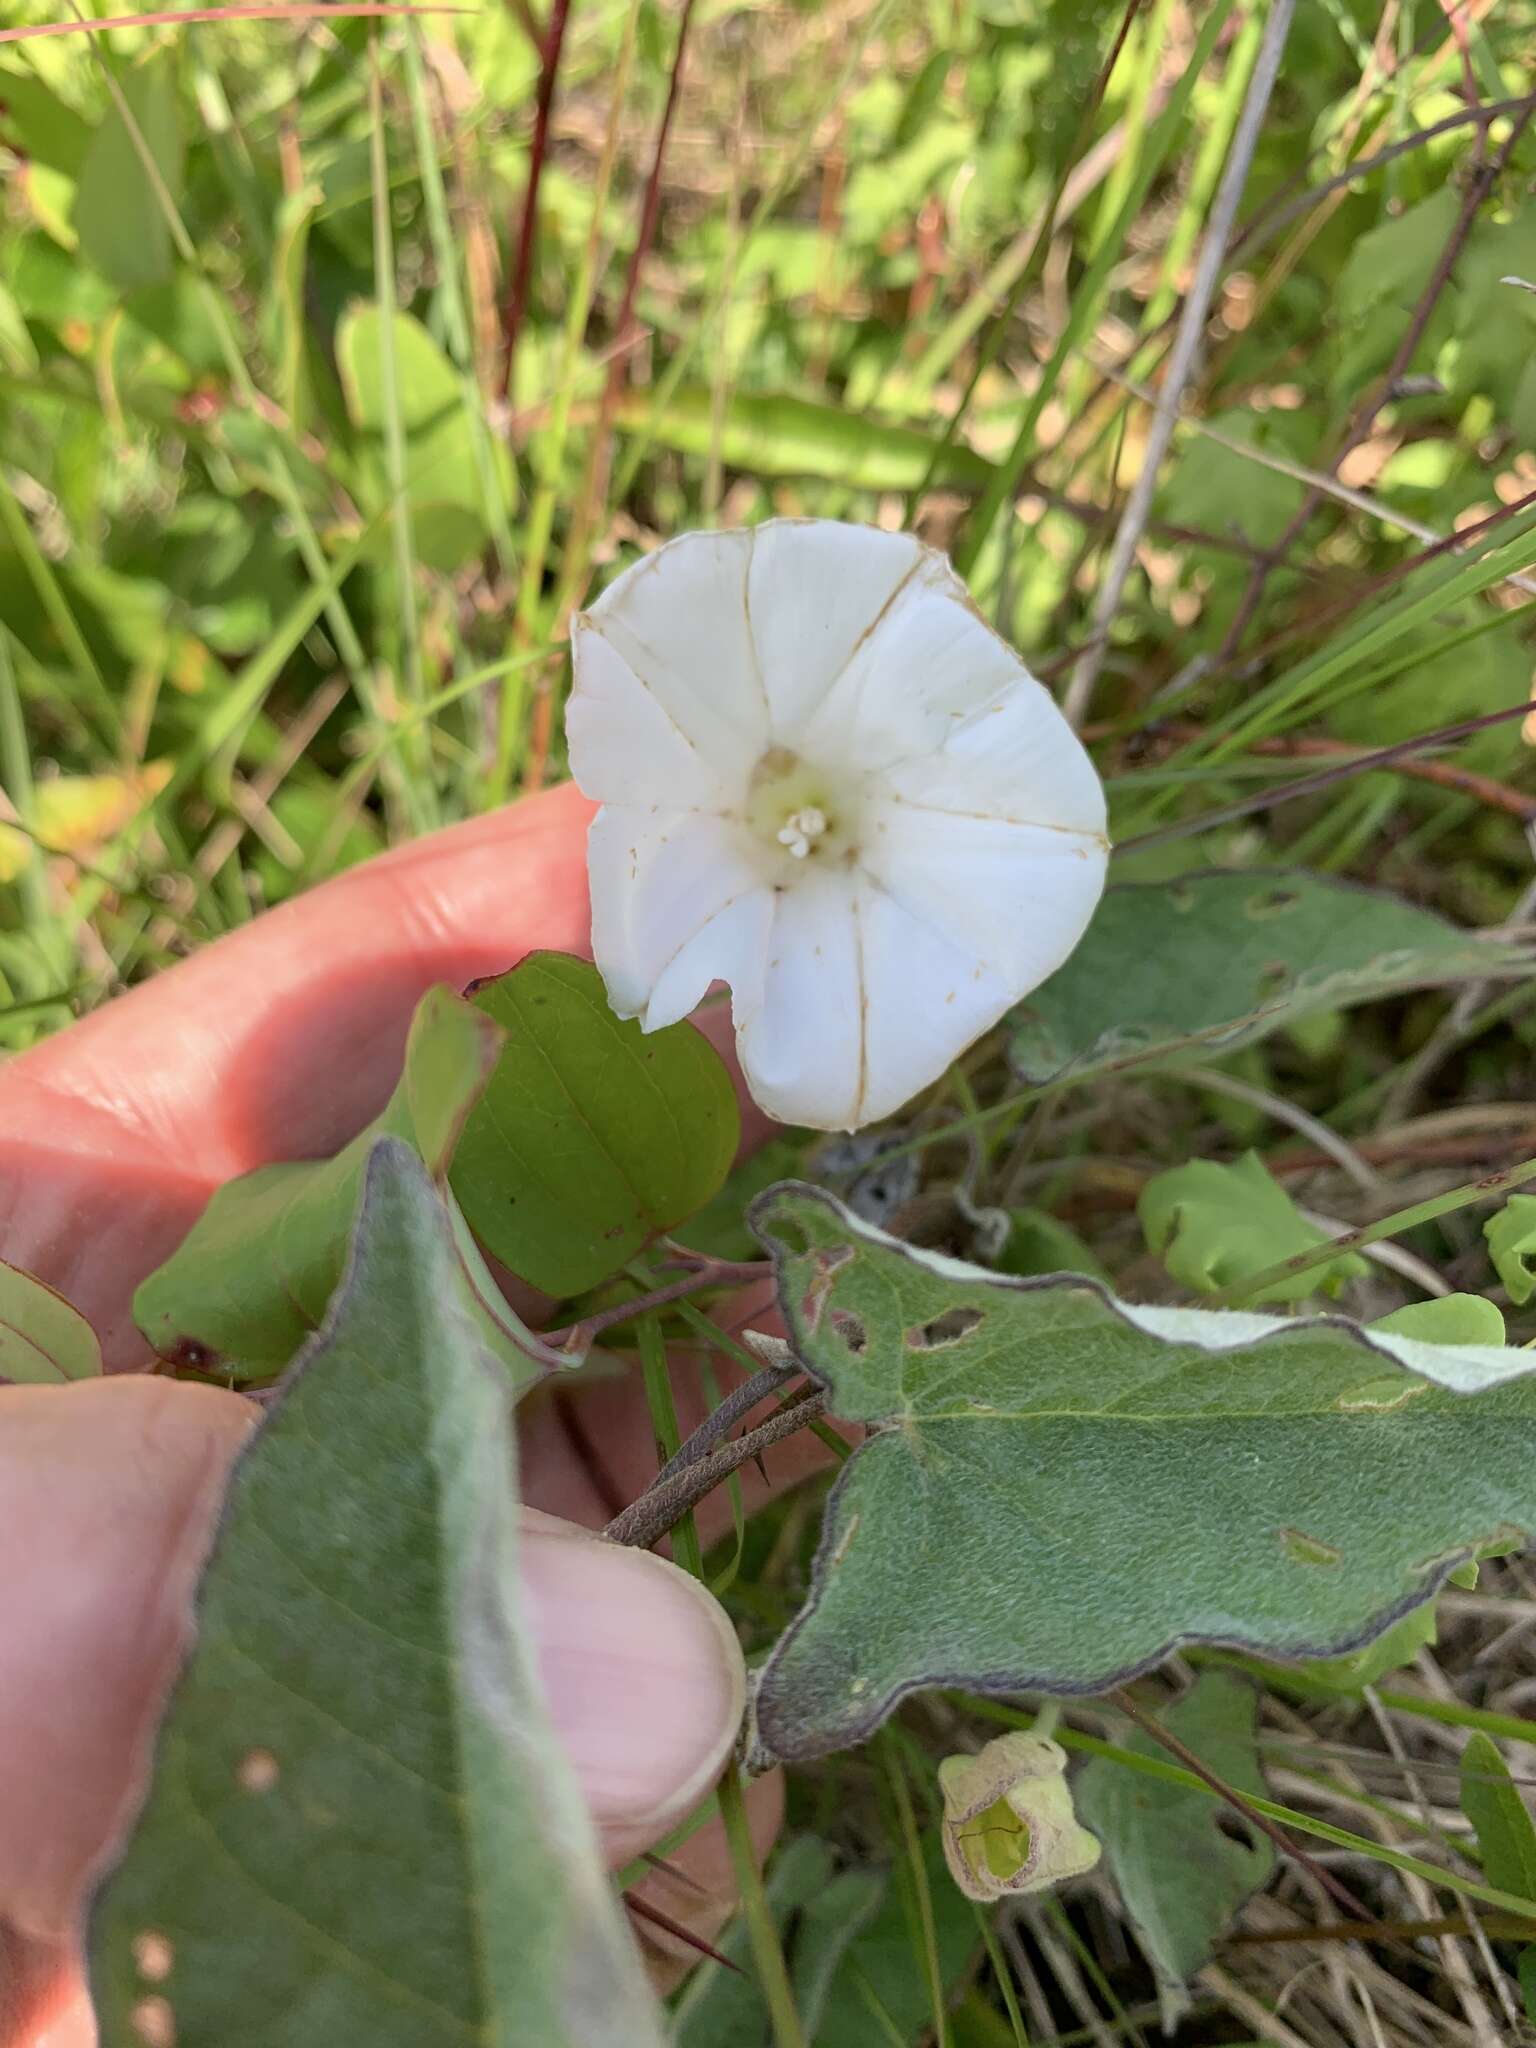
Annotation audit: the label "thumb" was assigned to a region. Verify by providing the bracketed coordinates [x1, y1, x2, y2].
[0, 1380, 745, 2041]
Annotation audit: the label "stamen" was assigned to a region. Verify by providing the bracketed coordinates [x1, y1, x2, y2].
[777, 806, 828, 859]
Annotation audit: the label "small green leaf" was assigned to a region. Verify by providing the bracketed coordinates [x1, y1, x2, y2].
[0, 1259, 102, 1383]
[92, 1141, 666, 2048]
[807, 1832, 977, 2048]
[449, 954, 740, 1298]
[1139, 1152, 1368, 1305]
[337, 305, 514, 571]
[1486, 1194, 1536, 1305]
[1077, 1674, 1275, 2017]
[673, 1833, 976, 2048]
[1011, 871, 1529, 1090]
[133, 986, 503, 1377]
[72, 57, 183, 293]
[1461, 1734, 1536, 1913]
[1372, 1295, 1507, 1347]
[993, 1208, 1111, 1285]
[748, 1186, 1536, 1762]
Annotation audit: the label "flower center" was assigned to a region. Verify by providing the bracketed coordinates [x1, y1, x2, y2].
[745, 747, 857, 874]
[777, 806, 827, 860]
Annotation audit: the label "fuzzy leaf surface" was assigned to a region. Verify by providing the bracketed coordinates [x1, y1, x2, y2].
[93, 1140, 664, 2048]
[749, 1186, 1536, 1761]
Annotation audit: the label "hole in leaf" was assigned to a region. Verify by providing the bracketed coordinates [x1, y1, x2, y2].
[1248, 886, 1302, 919]
[905, 1307, 984, 1349]
[1214, 1812, 1259, 1853]
[1255, 960, 1292, 1000]
[237, 1747, 281, 1793]
[829, 1309, 868, 1354]
[130, 1996, 176, 2048]
[131, 1932, 174, 1984]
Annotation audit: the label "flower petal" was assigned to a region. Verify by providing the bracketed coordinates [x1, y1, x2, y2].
[745, 521, 924, 740]
[587, 806, 770, 1027]
[566, 625, 732, 810]
[858, 803, 1108, 996]
[733, 869, 867, 1130]
[798, 551, 1043, 774]
[875, 677, 1108, 841]
[854, 874, 1015, 1126]
[582, 531, 769, 800]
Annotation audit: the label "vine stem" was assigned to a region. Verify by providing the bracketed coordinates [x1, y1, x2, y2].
[604, 1388, 828, 1550]
[540, 1255, 769, 1354]
[718, 1764, 807, 2048]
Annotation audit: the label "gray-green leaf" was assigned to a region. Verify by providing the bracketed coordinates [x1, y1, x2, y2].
[92, 1139, 665, 2048]
[133, 985, 504, 1378]
[1077, 1674, 1276, 2017]
[449, 954, 740, 1298]
[748, 1185, 1536, 1761]
[1011, 870, 1529, 1089]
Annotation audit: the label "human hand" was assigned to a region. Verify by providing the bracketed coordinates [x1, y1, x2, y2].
[0, 783, 823, 2044]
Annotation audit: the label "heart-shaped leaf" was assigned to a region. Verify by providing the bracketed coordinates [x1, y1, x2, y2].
[92, 1140, 665, 2048]
[133, 985, 504, 1378]
[1010, 870, 1531, 1088]
[449, 953, 740, 1298]
[748, 1185, 1536, 1761]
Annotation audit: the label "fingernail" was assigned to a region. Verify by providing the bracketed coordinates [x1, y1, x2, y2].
[518, 1516, 746, 1864]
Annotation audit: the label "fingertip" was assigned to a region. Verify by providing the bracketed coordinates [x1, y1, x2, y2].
[518, 1513, 746, 1866]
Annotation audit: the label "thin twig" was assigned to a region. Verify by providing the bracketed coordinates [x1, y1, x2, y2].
[1212, 99, 1536, 667]
[604, 1388, 829, 1550]
[501, 0, 573, 389]
[1116, 696, 1536, 853]
[1061, 0, 1296, 727]
[651, 1357, 803, 1487]
[521, 0, 700, 793]
[541, 1255, 771, 1354]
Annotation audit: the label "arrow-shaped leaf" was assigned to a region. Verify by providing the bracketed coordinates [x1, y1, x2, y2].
[1011, 870, 1532, 1088]
[749, 1185, 1536, 1762]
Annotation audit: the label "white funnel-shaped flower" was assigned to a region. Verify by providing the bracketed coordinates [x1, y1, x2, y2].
[567, 519, 1109, 1131]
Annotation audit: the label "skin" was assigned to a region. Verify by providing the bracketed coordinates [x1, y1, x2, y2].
[0, 782, 835, 2045]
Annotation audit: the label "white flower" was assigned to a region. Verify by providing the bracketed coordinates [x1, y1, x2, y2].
[566, 519, 1109, 1131]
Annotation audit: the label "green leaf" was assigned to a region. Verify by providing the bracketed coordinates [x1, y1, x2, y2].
[0, 1258, 102, 1383]
[1010, 871, 1529, 1090]
[1077, 1674, 1276, 2014]
[92, 1140, 665, 2047]
[337, 305, 513, 571]
[133, 985, 504, 1378]
[748, 1185, 1536, 1761]
[72, 57, 183, 293]
[673, 1832, 975, 2048]
[1372, 1295, 1507, 1347]
[617, 386, 993, 494]
[673, 1838, 885, 2047]
[1461, 1733, 1536, 1912]
[1139, 1152, 1368, 1305]
[1338, 187, 1460, 325]
[993, 1208, 1110, 1285]
[1486, 1194, 1536, 1305]
[678, 1136, 809, 1263]
[449, 954, 740, 1299]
